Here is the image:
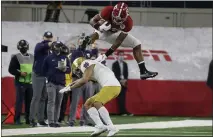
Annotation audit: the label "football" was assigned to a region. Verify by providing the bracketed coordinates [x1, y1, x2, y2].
[98, 19, 111, 26]
[98, 19, 106, 25]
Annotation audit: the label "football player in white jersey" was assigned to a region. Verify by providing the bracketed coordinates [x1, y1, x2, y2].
[60, 57, 121, 137]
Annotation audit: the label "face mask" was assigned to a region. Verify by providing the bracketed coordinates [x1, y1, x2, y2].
[118, 56, 124, 61]
[55, 51, 61, 55]
[54, 49, 61, 55]
[20, 48, 27, 54]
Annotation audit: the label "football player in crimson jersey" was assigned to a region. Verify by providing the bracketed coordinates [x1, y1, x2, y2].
[82, 2, 158, 80]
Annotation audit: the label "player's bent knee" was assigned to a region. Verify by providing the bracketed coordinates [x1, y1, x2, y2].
[84, 99, 93, 110]
[93, 102, 103, 110]
[84, 103, 90, 111]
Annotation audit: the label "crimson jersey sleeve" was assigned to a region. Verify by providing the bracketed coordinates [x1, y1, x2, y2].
[100, 6, 113, 21]
[123, 16, 133, 32]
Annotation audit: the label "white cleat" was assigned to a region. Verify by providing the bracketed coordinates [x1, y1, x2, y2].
[107, 126, 119, 137]
[91, 125, 107, 137]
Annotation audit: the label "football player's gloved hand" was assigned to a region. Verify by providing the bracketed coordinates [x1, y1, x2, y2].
[99, 22, 111, 32]
[95, 54, 107, 62]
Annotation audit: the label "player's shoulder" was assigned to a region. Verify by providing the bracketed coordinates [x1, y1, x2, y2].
[102, 6, 114, 12]
[123, 16, 133, 32]
[100, 6, 114, 19]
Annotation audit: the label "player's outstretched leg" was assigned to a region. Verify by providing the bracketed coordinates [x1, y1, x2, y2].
[95, 104, 119, 137]
[133, 45, 158, 79]
[85, 101, 107, 137]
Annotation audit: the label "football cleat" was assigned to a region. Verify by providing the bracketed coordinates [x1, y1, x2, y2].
[107, 126, 119, 137]
[140, 70, 158, 80]
[91, 125, 107, 137]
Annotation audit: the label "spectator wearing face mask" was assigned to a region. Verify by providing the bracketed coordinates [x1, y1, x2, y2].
[8, 40, 33, 125]
[29, 31, 54, 127]
[112, 51, 133, 116]
[42, 41, 71, 127]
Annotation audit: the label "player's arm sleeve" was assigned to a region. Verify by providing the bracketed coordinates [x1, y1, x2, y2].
[123, 18, 133, 32]
[99, 6, 111, 20]
[8, 55, 21, 76]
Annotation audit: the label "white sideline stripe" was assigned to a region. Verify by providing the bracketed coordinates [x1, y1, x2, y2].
[65, 130, 211, 134]
[2, 120, 212, 136]
[64, 132, 212, 136]
[116, 133, 212, 136]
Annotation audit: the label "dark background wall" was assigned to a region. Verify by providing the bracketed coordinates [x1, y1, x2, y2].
[5, 1, 213, 9]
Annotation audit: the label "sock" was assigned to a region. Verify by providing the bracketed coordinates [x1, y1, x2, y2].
[98, 106, 113, 126]
[87, 107, 103, 126]
[138, 61, 146, 74]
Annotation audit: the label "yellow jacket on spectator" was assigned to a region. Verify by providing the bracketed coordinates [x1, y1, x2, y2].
[65, 72, 72, 86]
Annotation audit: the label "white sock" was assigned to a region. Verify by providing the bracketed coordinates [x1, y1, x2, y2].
[98, 106, 113, 126]
[87, 107, 103, 126]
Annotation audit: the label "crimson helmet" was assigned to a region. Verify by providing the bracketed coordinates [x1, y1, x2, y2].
[112, 2, 129, 24]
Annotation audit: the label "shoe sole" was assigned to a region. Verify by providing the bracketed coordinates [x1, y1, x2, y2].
[107, 130, 119, 137]
[91, 129, 107, 137]
[141, 73, 158, 80]
[37, 123, 48, 127]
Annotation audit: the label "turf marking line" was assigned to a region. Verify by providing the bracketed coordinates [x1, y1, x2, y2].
[2, 119, 212, 136]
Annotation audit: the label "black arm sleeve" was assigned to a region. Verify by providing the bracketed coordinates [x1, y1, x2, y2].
[8, 55, 21, 76]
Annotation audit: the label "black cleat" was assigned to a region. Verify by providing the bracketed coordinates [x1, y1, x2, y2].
[79, 121, 84, 126]
[38, 121, 48, 127]
[68, 121, 75, 127]
[140, 70, 158, 80]
[30, 120, 37, 127]
[55, 123, 61, 127]
[48, 123, 56, 127]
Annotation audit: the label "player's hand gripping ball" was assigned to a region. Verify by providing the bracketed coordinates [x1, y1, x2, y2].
[99, 20, 111, 32]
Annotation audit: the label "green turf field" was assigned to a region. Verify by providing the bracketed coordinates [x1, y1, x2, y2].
[1, 115, 212, 137]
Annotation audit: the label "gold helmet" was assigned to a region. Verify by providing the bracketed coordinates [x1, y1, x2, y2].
[72, 57, 86, 78]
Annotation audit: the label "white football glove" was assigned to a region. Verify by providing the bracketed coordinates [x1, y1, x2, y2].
[95, 54, 107, 62]
[59, 85, 71, 93]
[99, 22, 111, 32]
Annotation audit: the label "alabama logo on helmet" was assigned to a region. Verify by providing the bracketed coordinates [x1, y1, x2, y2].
[112, 2, 129, 24]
